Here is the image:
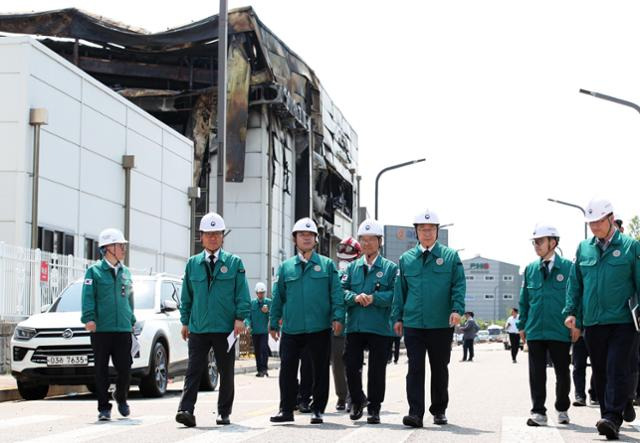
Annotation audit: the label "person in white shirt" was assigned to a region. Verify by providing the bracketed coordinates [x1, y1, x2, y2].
[505, 308, 520, 363]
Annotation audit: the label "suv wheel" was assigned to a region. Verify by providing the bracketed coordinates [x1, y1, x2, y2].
[17, 381, 49, 400]
[199, 348, 219, 391]
[140, 341, 168, 397]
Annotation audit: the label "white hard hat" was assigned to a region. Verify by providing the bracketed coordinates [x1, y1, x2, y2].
[98, 228, 127, 247]
[585, 198, 614, 223]
[413, 209, 440, 226]
[255, 282, 267, 293]
[292, 217, 318, 235]
[200, 212, 226, 232]
[531, 223, 560, 239]
[357, 219, 384, 237]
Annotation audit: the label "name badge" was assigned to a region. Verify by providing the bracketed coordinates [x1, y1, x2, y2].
[556, 274, 564, 282]
[314, 265, 322, 272]
[613, 250, 621, 257]
[220, 266, 228, 274]
[436, 258, 444, 266]
[376, 271, 384, 278]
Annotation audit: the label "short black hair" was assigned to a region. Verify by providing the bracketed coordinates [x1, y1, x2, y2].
[512, 307, 519, 313]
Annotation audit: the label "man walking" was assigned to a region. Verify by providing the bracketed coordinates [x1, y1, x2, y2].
[246, 282, 271, 377]
[460, 312, 479, 362]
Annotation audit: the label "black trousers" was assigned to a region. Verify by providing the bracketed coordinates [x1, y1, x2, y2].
[509, 333, 520, 361]
[90, 332, 132, 412]
[462, 339, 474, 361]
[178, 333, 235, 415]
[572, 336, 596, 400]
[280, 329, 331, 414]
[331, 335, 349, 403]
[252, 333, 269, 373]
[404, 327, 453, 418]
[585, 323, 639, 426]
[389, 336, 401, 363]
[527, 340, 571, 414]
[344, 333, 391, 413]
[296, 348, 313, 405]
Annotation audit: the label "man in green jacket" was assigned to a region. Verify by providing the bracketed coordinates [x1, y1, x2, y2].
[246, 282, 271, 377]
[391, 209, 465, 428]
[269, 217, 345, 425]
[564, 198, 640, 440]
[518, 223, 576, 427]
[175, 212, 251, 428]
[342, 219, 397, 424]
[81, 228, 136, 421]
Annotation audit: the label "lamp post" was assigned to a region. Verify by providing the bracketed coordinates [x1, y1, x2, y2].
[374, 158, 425, 219]
[122, 155, 135, 266]
[216, 0, 228, 216]
[29, 108, 48, 249]
[547, 198, 587, 239]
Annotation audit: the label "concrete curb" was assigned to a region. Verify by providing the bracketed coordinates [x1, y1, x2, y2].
[0, 359, 281, 403]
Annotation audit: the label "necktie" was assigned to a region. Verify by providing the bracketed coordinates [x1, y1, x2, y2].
[542, 260, 550, 279]
[363, 266, 368, 277]
[209, 255, 216, 274]
[422, 249, 430, 264]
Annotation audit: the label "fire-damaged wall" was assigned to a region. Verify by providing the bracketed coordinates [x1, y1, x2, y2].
[0, 7, 359, 290]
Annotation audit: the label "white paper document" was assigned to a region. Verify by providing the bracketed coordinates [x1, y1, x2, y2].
[227, 331, 237, 353]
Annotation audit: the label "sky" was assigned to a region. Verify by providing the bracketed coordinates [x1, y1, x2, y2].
[5, 0, 640, 270]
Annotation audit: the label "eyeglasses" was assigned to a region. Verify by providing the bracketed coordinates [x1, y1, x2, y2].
[531, 238, 546, 246]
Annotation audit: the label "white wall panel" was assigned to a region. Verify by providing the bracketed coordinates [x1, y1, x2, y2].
[39, 130, 79, 189]
[79, 150, 124, 205]
[129, 210, 161, 251]
[129, 249, 156, 274]
[0, 74, 25, 123]
[161, 220, 190, 258]
[162, 149, 191, 190]
[29, 46, 81, 100]
[0, 173, 18, 221]
[223, 203, 262, 228]
[82, 80, 126, 125]
[38, 179, 78, 232]
[126, 129, 162, 178]
[163, 129, 191, 162]
[28, 77, 80, 145]
[164, 256, 186, 276]
[0, 40, 27, 73]
[131, 171, 161, 217]
[127, 109, 162, 145]
[81, 105, 126, 163]
[78, 192, 124, 238]
[161, 185, 189, 227]
[0, 122, 26, 172]
[225, 178, 262, 203]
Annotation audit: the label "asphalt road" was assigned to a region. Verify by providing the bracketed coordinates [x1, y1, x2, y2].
[1, 343, 639, 442]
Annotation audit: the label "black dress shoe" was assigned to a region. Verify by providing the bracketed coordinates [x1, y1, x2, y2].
[402, 415, 423, 428]
[298, 402, 311, 413]
[176, 410, 196, 427]
[216, 413, 230, 425]
[367, 412, 380, 424]
[270, 410, 294, 423]
[255, 372, 264, 377]
[349, 403, 364, 421]
[310, 411, 323, 424]
[336, 401, 346, 411]
[596, 418, 619, 440]
[433, 414, 448, 425]
[623, 400, 636, 422]
[572, 397, 586, 407]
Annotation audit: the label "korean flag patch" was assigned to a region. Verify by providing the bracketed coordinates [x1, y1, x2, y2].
[84, 279, 93, 286]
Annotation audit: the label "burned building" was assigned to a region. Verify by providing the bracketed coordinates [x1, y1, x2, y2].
[0, 7, 360, 290]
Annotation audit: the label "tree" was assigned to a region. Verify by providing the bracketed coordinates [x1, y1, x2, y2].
[628, 215, 640, 241]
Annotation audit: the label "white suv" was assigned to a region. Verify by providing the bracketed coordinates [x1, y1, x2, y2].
[11, 274, 218, 400]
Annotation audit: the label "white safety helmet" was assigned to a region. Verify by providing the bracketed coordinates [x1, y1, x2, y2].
[357, 219, 384, 237]
[413, 209, 440, 226]
[531, 223, 560, 240]
[584, 198, 614, 223]
[98, 228, 128, 247]
[200, 212, 226, 232]
[292, 217, 318, 235]
[255, 282, 267, 293]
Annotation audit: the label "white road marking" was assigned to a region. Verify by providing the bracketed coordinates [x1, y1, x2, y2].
[501, 416, 564, 443]
[18, 415, 166, 443]
[176, 414, 272, 443]
[0, 415, 65, 430]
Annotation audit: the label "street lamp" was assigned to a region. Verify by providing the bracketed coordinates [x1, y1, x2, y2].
[547, 198, 587, 240]
[29, 108, 48, 249]
[579, 89, 640, 114]
[374, 158, 425, 219]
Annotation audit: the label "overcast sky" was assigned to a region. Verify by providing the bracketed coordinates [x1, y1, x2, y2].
[6, 0, 640, 270]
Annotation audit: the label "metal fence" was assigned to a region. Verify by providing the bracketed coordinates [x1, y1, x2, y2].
[0, 243, 94, 321]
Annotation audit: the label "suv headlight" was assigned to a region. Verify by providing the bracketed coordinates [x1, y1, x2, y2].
[133, 321, 145, 336]
[14, 327, 37, 341]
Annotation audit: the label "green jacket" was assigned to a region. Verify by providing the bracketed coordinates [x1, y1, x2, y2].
[517, 255, 572, 342]
[180, 249, 251, 333]
[81, 259, 136, 332]
[391, 242, 466, 329]
[564, 230, 640, 327]
[270, 251, 345, 335]
[245, 297, 271, 335]
[342, 255, 397, 336]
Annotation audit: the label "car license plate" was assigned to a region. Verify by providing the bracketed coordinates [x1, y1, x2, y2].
[46, 355, 88, 366]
